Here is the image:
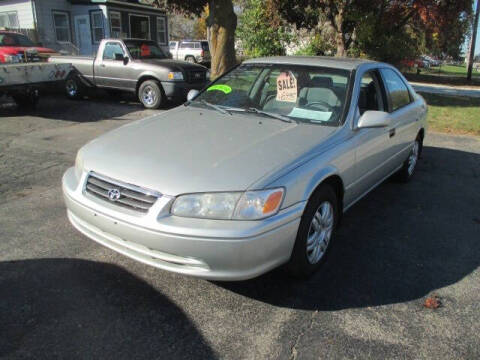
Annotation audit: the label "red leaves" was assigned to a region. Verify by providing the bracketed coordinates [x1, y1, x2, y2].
[423, 294, 442, 309]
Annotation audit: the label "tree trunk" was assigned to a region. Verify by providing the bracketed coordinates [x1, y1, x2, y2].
[467, 0, 479, 81]
[207, 0, 237, 79]
[335, 32, 346, 57]
[333, 9, 347, 57]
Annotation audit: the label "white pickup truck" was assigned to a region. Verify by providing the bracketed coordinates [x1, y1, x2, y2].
[0, 62, 71, 107]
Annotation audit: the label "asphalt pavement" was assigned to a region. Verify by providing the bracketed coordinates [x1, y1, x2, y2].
[1, 94, 479, 359]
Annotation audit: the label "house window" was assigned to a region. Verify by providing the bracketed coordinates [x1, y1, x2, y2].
[156, 17, 166, 45]
[0, 11, 19, 28]
[110, 11, 122, 38]
[52, 11, 71, 43]
[90, 10, 104, 44]
[129, 14, 150, 40]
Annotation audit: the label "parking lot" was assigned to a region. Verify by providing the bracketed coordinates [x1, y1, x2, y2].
[1, 94, 479, 359]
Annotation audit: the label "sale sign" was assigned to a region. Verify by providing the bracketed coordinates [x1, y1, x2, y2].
[276, 72, 297, 103]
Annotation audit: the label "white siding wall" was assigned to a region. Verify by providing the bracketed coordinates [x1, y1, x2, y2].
[0, 0, 34, 29]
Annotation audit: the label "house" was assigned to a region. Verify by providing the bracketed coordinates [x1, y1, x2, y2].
[0, 0, 169, 55]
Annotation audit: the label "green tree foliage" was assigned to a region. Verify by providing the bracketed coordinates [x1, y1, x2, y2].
[276, 0, 473, 62]
[236, 0, 291, 57]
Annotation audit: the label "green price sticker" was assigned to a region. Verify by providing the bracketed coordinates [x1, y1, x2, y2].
[207, 84, 232, 94]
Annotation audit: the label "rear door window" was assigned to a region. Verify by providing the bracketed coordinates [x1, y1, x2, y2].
[380, 69, 411, 112]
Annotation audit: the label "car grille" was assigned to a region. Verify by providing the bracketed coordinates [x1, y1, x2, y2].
[85, 173, 159, 213]
[187, 70, 206, 83]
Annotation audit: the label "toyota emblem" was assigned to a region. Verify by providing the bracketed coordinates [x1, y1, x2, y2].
[107, 188, 121, 201]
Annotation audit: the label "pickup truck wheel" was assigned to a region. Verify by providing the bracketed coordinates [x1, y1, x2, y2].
[138, 80, 164, 109]
[185, 56, 196, 63]
[287, 184, 338, 278]
[65, 74, 83, 100]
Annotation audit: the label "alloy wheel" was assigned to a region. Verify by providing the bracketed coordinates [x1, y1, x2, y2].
[306, 201, 334, 264]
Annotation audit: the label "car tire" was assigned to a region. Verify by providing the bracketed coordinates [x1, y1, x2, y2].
[185, 56, 196, 63]
[397, 135, 422, 183]
[138, 80, 164, 109]
[12, 91, 40, 110]
[287, 184, 338, 278]
[65, 74, 84, 100]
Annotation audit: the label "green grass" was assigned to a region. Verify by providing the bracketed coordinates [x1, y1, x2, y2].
[419, 92, 480, 136]
[403, 64, 480, 86]
[427, 64, 480, 77]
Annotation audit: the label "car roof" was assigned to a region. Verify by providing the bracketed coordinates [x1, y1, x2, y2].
[243, 56, 379, 71]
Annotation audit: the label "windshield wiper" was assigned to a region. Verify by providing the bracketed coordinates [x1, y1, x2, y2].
[224, 107, 295, 123]
[245, 107, 294, 123]
[199, 100, 231, 115]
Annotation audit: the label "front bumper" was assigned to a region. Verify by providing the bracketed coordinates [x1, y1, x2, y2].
[63, 167, 304, 280]
[161, 81, 207, 102]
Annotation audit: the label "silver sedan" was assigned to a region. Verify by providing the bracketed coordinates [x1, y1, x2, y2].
[63, 56, 427, 280]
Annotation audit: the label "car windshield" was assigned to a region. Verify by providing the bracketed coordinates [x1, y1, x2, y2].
[124, 41, 167, 60]
[0, 33, 36, 47]
[190, 64, 351, 126]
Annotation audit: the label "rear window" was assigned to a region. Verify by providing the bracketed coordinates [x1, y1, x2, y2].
[0, 33, 35, 47]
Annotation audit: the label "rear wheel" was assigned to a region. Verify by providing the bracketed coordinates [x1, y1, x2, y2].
[12, 88, 40, 110]
[185, 56, 196, 63]
[397, 135, 422, 182]
[287, 184, 338, 278]
[65, 74, 84, 100]
[138, 80, 164, 109]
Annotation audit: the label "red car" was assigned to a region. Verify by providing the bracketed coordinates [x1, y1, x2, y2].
[0, 31, 56, 63]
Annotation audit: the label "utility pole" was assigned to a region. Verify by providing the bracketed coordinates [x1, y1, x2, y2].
[467, 0, 479, 80]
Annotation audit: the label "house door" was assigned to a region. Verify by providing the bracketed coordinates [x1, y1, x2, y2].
[75, 15, 92, 55]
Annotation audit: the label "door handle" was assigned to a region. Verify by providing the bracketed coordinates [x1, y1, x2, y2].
[100, 64, 106, 67]
[389, 128, 396, 138]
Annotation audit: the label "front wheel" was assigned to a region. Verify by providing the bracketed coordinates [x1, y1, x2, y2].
[287, 184, 338, 278]
[185, 56, 196, 63]
[138, 80, 164, 109]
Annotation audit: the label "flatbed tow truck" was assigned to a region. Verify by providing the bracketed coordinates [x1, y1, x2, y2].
[0, 61, 71, 108]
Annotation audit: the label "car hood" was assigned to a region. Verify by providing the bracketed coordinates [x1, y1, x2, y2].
[80, 106, 337, 195]
[140, 58, 206, 71]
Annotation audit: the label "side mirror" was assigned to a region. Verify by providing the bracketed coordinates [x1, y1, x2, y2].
[187, 89, 200, 102]
[123, 56, 129, 65]
[357, 110, 391, 129]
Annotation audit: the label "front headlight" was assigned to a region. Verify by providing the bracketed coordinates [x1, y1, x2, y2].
[74, 150, 84, 179]
[171, 188, 285, 220]
[167, 71, 184, 81]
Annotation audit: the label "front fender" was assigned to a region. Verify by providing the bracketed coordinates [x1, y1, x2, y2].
[303, 165, 341, 201]
[137, 70, 165, 82]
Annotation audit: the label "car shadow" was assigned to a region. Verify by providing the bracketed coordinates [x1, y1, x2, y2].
[215, 145, 480, 311]
[0, 90, 178, 122]
[0, 258, 215, 359]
